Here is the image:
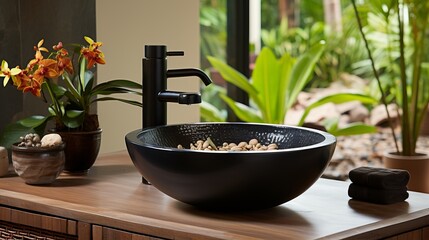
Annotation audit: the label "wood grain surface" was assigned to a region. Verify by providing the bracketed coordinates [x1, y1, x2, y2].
[0, 151, 428, 239]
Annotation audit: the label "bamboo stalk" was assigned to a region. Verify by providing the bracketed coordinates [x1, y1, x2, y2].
[396, 0, 411, 155]
[351, 0, 400, 153]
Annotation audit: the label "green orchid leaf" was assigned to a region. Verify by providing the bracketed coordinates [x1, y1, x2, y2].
[93, 80, 142, 91]
[84, 70, 94, 89]
[0, 122, 33, 148]
[62, 72, 81, 103]
[66, 110, 84, 118]
[220, 93, 264, 123]
[298, 93, 377, 125]
[91, 80, 142, 97]
[92, 97, 142, 107]
[46, 82, 67, 98]
[84, 74, 95, 94]
[63, 110, 85, 129]
[287, 42, 326, 110]
[79, 57, 87, 91]
[18, 115, 50, 128]
[207, 56, 259, 97]
[93, 87, 142, 96]
[48, 106, 56, 116]
[0, 115, 51, 148]
[200, 101, 227, 122]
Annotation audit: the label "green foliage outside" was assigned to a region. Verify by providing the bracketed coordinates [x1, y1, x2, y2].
[203, 45, 378, 136]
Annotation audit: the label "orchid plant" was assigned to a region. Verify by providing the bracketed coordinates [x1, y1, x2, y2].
[0, 36, 142, 147]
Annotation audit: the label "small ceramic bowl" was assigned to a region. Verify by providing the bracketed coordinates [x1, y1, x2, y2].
[12, 143, 65, 185]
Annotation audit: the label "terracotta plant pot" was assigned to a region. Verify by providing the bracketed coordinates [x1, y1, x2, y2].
[53, 129, 102, 174]
[383, 152, 429, 193]
[12, 143, 65, 185]
[420, 109, 429, 136]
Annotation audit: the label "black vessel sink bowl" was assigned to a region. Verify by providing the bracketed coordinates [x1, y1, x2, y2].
[125, 123, 336, 210]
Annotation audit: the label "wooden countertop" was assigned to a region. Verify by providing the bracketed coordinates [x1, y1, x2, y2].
[0, 151, 428, 239]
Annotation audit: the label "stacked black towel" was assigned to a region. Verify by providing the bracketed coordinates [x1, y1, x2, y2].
[348, 167, 410, 204]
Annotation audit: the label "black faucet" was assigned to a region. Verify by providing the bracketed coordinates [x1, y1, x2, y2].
[142, 45, 212, 129]
[141, 45, 212, 185]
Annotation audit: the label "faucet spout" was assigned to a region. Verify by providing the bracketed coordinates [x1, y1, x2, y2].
[167, 68, 212, 86]
[158, 91, 201, 105]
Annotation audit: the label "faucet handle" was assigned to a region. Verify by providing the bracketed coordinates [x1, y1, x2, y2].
[167, 51, 184, 57]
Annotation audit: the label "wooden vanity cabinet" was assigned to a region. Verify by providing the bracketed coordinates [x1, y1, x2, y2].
[0, 151, 429, 240]
[0, 205, 162, 240]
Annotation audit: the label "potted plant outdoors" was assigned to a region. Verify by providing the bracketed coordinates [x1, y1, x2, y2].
[0, 37, 142, 173]
[351, 0, 429, 192]
[203, 42, 378, 137]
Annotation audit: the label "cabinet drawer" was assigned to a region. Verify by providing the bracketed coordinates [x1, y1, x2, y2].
[0, 206, 77, 237]
[92, 225, 163, 240]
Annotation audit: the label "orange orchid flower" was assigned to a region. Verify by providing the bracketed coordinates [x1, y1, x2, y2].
[34, 39, 48, 60]
[14, 71, 43, 97]
[33, 59, 60, 80]
[56, 48, 73, 75]
[81, 36, 106, 69]
[22, 77, 43, 97]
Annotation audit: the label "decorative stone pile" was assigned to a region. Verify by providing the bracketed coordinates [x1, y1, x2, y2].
[18, 133, 63, 148]
[323, 130, 429, 180]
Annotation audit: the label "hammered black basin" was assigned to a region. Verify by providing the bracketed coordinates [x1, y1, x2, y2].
[125, 123, 336, 210]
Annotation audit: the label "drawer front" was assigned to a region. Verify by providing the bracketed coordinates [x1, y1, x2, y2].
[92, 225, 164, 240]
[0, 206, 77, 237]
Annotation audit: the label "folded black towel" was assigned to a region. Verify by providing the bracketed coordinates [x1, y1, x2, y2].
[349, 166, 410, 189]
[348, 183, 409, 204]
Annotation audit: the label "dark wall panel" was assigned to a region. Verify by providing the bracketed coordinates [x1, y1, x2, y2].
[0, 0, 23, 132]
[0, 0, 96, 133]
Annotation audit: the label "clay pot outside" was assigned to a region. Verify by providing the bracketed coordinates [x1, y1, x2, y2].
[383, 152, 429, 193]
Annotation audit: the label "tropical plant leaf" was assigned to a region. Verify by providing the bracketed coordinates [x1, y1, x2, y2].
[277, 53, 295, 122]
[287, 42, 326, 110]
[207, 56, 259, 97]
[220, 94, 263, 123]
[251, 47, 280, 123]
[329, 123, 377, 136]
[298, 93, 378, 125]
[200, 101, 227, 122]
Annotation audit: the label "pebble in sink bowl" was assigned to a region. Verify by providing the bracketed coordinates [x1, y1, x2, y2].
[125, 123, 336, 210]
